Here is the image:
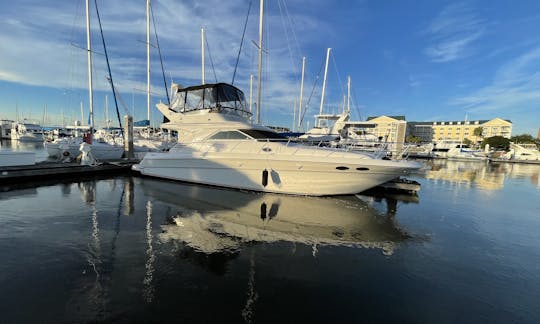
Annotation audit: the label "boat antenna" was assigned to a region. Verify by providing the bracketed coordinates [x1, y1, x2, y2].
[94, 0, 123, 135]
[231, 0, 253, 85]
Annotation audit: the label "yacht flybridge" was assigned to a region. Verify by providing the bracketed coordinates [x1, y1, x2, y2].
[133, 83, 422, 196]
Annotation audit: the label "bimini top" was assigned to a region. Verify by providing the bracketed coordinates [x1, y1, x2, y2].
[169, 82, 251, 119]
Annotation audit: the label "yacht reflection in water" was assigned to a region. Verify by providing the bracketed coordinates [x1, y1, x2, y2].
[138, 178, 411, 256]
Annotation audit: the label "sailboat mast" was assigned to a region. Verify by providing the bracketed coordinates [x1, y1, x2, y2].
[298, 56, 305, 130]
[86, 0, 94, 134]
[105, 94, 109, 128]
[201, 27, 205, 85]
[347, 75, 351, 113]
[249, 74, 253, 114]
[146, 0, 151, 123]
[80, 101, 84, 124]
[256, 0, 264, 124]
[319, 47, 331, 126]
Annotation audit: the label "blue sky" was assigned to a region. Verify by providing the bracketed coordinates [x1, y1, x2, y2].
[0, 0, 539, 135]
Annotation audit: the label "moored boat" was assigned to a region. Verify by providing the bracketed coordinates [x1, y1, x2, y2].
[133, 83, 422, 196]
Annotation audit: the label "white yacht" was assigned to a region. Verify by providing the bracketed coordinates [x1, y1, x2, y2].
[10, 122, 44, 142]
[298, 112, 348, 142]
[133, 83, 422, 196]
[432, 140, 487, 161]
[504, 143, 540, 161]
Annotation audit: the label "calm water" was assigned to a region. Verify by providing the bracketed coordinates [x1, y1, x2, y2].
[1, 142, 539, 323]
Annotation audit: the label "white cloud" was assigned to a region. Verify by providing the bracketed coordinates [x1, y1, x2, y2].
[0, 0, 330, 127]
[423, 2, 486, 62]
[451, 46, 540, 130]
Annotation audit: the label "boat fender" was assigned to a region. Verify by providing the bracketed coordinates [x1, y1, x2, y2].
[262, 169, 268, 187]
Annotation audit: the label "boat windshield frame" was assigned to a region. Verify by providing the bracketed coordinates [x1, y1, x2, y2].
[170, 83, 251, 118]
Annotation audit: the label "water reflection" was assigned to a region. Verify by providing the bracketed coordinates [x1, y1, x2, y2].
[137, 178, 411, 257]
[71, 179, 136, 320]
[143, 200, 156, 303]
[0, 138, 49, 161]
[423, 159, 540, 190]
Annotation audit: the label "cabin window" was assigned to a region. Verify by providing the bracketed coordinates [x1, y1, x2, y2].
[336, 166, 349, 170]
[207, 130, 251, 140]
[239, 129, 288, 141]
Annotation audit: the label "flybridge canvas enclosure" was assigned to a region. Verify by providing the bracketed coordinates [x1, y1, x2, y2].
[170, 83, 250, 118]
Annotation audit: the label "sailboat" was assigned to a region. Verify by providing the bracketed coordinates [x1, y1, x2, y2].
[45, 0, 123, 161]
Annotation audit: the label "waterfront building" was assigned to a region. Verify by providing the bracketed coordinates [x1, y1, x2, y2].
[406, 118, 512, 143]
[480, 118, 513, 139]
[364, 115, 407, 145]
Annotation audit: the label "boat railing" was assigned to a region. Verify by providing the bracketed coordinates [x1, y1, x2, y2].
[184, 138, 360, 158]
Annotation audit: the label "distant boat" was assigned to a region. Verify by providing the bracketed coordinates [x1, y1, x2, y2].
[431, 140, 487, 161]
[10, 122, 44, 142]
[503, 143, 540, 161]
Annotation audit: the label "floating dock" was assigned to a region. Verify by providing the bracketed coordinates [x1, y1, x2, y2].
[0, 160, 138, 184]
[488, 158, 540, 165]
[374, 177, 421, 194]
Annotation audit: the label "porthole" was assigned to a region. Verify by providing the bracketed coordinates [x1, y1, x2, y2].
[336, 166, 349, 170]
[356, 167, 369, 171]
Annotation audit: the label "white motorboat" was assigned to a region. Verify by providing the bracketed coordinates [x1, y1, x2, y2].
[504, 143, 540, 161]
[432, 140, 487, 161]
[133, 83, 422, 196]
[10, 122, 44, 142]
[446, 144, 488, 161]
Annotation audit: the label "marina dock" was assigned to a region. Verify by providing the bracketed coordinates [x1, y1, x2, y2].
[488, 158, 540, 165]
[0, 159, 138, 185]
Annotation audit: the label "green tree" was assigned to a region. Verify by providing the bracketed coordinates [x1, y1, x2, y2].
[511, 134, 535, 143]
[473, 127, 483, 137]
[482, 136, 510, 150]
[462, 138, 473, 146]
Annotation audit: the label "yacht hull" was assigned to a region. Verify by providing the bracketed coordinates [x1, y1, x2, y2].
[134, 152, 419, 196]
[89, 143, 124, 160]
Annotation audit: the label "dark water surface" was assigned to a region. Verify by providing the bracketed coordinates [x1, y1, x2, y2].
[0, 157, 539, 323]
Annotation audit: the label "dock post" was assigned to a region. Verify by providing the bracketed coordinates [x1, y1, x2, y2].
[124, 115, 134, 159]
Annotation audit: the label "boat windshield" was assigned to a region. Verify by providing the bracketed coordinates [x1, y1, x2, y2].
[239, 129, 288, 141]
[170, 83, 251, 118]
